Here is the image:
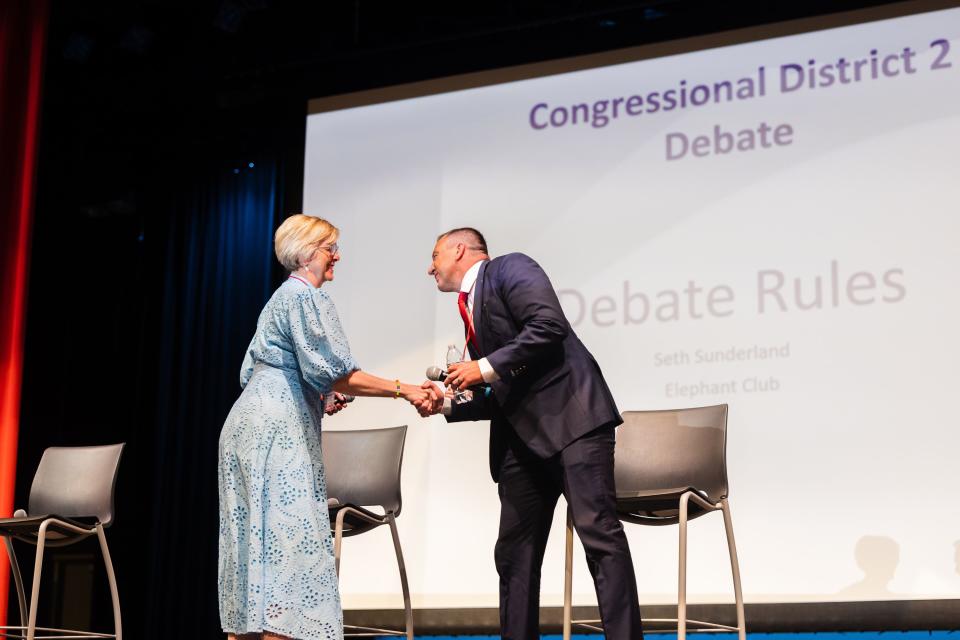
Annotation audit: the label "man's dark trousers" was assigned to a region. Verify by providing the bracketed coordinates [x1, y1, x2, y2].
[494, 423, 643, 640]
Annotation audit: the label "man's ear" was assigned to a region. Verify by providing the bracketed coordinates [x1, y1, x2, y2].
[454, 242, 466, 260]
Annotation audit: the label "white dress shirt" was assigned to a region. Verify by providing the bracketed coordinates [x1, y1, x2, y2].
[460, 260, 500, 383]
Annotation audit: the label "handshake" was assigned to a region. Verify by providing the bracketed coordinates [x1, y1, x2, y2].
[408, 381, 445, 418]
[407, 360, 486, 417]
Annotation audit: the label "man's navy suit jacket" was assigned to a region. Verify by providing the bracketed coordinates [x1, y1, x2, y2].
[447, 253, 622, 481]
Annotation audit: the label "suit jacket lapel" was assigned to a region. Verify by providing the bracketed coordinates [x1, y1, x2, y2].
[472, 260, 488, 356]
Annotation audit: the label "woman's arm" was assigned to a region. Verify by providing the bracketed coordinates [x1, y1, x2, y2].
[333, 369, 441, 411]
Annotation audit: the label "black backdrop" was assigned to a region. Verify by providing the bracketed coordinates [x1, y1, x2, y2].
[18, 139, 302, 634]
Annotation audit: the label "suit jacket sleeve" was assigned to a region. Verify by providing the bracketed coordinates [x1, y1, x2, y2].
[485, 253, 569, 379]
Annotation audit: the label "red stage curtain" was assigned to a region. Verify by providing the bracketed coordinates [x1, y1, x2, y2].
[0, 0, 49, 625]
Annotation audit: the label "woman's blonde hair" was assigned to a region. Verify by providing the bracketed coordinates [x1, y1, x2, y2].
[274, 214, 339, 271]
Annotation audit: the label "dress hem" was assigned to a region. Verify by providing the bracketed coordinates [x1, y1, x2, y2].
[222, 621, 343, 640]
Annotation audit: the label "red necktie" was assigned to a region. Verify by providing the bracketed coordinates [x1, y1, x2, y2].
[458, 291, 479, 352]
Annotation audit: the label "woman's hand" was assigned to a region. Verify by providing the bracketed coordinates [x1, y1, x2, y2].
[322, 392, 350, 416]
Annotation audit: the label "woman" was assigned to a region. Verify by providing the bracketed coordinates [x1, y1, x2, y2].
[218, 214, 439, 640]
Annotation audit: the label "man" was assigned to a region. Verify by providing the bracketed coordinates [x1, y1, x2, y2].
[427, 227, 643, 640]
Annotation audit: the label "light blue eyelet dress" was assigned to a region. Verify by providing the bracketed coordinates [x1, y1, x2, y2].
[218, 277, 357, 640]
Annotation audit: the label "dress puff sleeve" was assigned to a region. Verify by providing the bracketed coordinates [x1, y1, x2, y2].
[286, 288, 359, 394]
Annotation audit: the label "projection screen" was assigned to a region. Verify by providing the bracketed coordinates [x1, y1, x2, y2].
[303, 1, 960, 612]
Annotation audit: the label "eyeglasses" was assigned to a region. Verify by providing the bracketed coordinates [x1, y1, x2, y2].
[317, 243, 339, 256]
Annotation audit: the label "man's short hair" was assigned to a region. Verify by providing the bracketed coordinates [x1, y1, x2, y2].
[438, 227, 488, 254]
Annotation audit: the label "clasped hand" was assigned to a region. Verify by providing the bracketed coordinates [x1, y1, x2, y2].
[404, 382, 444, 417]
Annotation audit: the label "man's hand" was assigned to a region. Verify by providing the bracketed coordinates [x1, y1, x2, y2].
[446, 360, 483, 391]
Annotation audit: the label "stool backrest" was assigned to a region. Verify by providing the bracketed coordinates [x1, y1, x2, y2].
[615, 405, 728, 502]
[322, 426, 406, 516]
[28, 444, 125, 527]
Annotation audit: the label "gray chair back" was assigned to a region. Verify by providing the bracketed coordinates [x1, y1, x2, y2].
[28, 444, 125, 527]
[322, 426, 406, 516]
[615, 405, 728, 523]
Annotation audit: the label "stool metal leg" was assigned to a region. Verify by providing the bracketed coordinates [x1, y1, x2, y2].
[386, 514, 413, 640]
[720, 499, 746, 640]
[96, 524, 122, 640]
[333, 509, 348, 577]
[27, 521, 52, 640]
[562, 506, 574, 640]
[4, 537, 27, 629]
[678, 492, 691, 640]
